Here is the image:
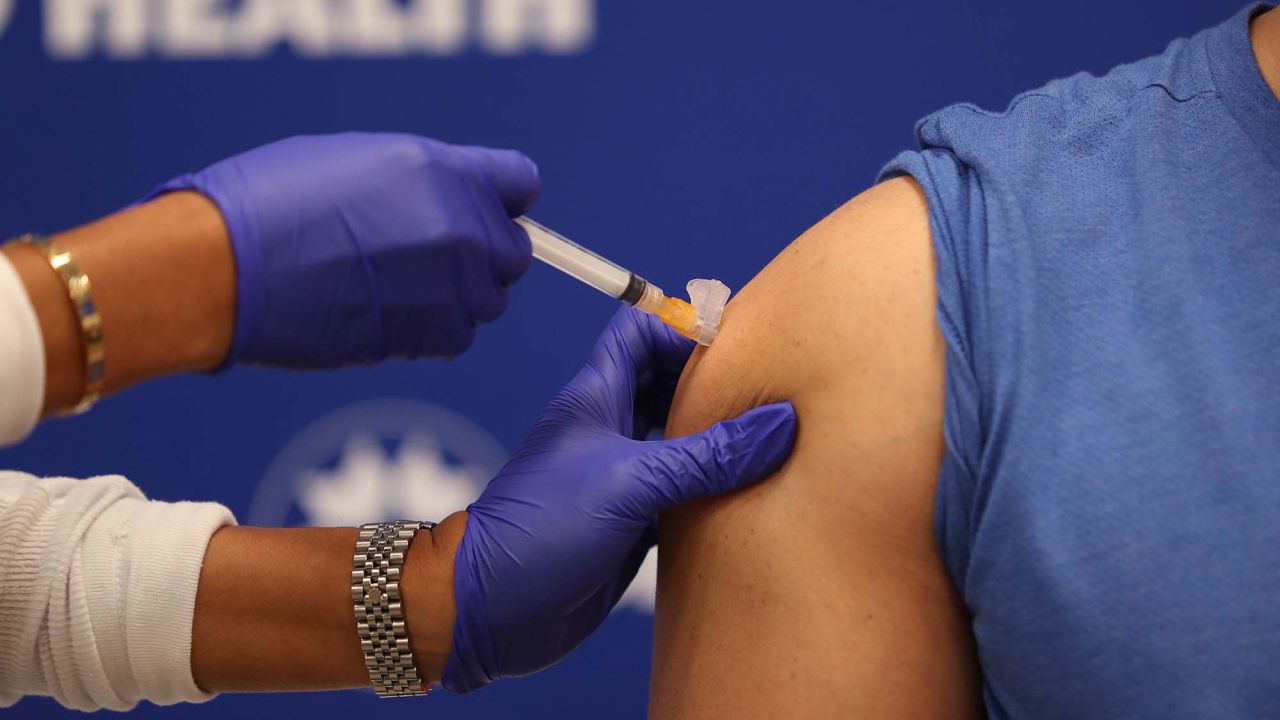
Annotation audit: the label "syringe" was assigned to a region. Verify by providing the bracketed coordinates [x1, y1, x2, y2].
[515, 217, 722, 346]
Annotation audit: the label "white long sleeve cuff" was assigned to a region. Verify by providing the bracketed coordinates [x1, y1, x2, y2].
[0, 253, 45, 447]
[0, 471, 236, 711]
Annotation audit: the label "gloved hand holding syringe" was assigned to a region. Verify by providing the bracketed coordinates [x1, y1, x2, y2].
[515, 217, 731, 346]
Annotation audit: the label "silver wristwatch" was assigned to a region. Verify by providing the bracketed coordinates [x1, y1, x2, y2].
[351, 520, 437, 697]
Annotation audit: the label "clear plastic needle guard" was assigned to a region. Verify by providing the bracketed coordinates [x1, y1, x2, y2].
[515, 217, 729, 346]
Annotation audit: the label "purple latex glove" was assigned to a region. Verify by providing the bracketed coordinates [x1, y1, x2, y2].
[151, 132, 539, 368]
[445, 308, 798, 693]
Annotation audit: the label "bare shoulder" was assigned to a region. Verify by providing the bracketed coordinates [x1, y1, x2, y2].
[667, 177, 944, 437]
[652, 177, 980, 718]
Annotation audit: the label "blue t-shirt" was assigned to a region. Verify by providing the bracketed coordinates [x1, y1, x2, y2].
[881, 5, 1280, 718]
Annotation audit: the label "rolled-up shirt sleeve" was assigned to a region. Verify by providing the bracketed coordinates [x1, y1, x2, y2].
[0, 253, 44, 447]
[0, 470, 236, 711]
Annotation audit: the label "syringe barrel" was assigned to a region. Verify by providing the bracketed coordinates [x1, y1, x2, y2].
[517, 217, 633, 300]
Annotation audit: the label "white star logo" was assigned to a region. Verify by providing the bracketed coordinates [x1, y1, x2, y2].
[298, 432, 485, 527]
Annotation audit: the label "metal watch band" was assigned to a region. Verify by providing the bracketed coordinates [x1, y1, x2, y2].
[12, 234, 104, 415]
[352, 520, 437, 698]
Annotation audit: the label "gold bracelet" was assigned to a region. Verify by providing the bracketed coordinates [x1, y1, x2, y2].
[12, 234, 104, 416]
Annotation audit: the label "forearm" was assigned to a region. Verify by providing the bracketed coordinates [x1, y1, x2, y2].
[191, 512, 467, 694]
[1, 192, 234, 416]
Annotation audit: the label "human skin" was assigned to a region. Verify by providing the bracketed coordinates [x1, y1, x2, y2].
[2, 194, 465, 691]
[650, 178, 981, 718]
[3, 192, 236, 416]
[7, 7, 1275, 701]
[1253, 6, 1280, 99]
[649, 8, 1280, 717]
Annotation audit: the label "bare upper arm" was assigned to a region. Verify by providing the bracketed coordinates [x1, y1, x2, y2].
[650, 177, 980, 718]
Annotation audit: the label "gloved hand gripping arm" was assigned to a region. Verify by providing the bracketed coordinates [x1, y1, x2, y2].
[443, 308, 798, 691]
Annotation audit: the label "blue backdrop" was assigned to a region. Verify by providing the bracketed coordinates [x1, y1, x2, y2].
[0, 1, 1239, 717]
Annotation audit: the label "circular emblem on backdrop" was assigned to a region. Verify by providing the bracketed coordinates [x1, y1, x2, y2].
[0, 1, 14, 40]
[248, 399, 507, 528]
[246, 398, 658, 613]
